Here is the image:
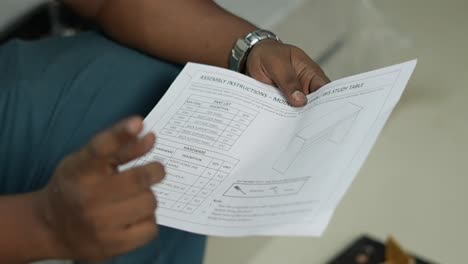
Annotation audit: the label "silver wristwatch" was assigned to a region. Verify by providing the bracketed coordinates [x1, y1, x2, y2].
[229, 29, 282, 73]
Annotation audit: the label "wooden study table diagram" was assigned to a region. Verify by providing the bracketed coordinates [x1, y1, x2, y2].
[273, 103, 362, 174]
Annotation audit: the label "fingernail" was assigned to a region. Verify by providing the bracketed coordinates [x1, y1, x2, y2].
[126, 118, 142, 134]
[292, 91, 307, 104]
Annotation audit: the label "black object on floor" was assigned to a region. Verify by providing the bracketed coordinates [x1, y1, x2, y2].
[326, 235, 437, 264]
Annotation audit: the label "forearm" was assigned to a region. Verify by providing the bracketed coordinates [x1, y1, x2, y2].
[67, 0, 256, 67]
[0, 193, 64, 263]
[63, 0, 329, 107]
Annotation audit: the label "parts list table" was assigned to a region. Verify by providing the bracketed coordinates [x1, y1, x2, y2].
[160, 95, 258, 151]
[135, 140, 239, 214]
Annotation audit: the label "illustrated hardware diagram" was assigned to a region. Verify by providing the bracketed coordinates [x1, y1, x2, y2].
[223, 177, 309, 198]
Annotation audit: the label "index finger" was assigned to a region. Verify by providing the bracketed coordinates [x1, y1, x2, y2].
[82, 116, 144, 163]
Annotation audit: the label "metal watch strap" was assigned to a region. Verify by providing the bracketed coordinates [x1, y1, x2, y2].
[229, 29, 282, 73]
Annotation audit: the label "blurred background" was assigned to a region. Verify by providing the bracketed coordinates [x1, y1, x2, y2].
[208, 1, 468, 263]
[1, 0, 466, 263]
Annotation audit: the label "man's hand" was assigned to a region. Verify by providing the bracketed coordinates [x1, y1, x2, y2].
[37, 117, 164, 262]
[246, 40, 331, 107]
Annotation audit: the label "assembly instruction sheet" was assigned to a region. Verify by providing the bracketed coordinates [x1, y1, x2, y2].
[126, 60, 417, 237]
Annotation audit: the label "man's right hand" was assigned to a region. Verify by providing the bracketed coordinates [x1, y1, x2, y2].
[36, 117, 164, 262]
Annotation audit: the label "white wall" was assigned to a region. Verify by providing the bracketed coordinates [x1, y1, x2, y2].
[216, 0, 306, 28]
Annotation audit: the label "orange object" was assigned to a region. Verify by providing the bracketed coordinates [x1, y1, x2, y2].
[385, 236, 416, 264]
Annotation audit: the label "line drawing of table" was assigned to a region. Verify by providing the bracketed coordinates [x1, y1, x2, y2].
[273, 103, 362, 174]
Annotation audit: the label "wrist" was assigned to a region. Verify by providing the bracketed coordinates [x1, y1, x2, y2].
[229, 29, 281, 73]
[0, 192, 70, 263]
[31, 190, 72, 260]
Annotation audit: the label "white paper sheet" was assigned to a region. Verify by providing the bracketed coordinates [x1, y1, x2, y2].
[125, 60, 416, 237]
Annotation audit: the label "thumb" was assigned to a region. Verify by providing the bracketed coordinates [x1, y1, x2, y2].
[266, 58, 307, 107]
